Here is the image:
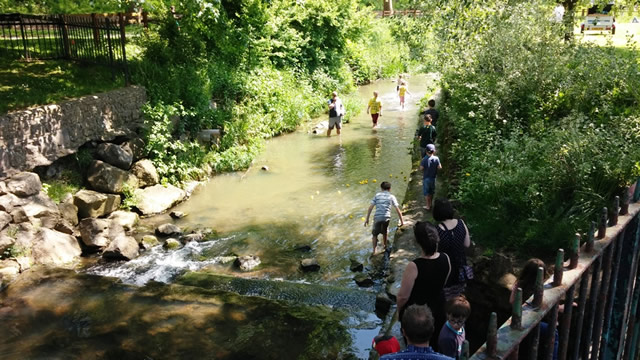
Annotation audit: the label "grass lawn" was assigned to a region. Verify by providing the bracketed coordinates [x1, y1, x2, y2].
[0, 55, 126, 114]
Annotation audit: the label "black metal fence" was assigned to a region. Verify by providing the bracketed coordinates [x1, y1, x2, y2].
[467, 180, 640, 360]
[0, 13, 130, 83]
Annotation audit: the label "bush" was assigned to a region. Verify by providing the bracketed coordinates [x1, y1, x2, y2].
[433, 0, 640, 255]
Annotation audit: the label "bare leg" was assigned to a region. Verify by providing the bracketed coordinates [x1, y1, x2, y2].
[426, 194, 433, 210]
[336, 128, 341, 135]
[327, 128, 332, 137]
[372, 235, 378, 254]
[382, 232, 388, 249]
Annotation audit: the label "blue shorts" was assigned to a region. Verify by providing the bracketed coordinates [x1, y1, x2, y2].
[423, 178, 436, 196]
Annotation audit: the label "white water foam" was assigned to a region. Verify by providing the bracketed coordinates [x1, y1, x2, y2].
[87, 237, 232, 286]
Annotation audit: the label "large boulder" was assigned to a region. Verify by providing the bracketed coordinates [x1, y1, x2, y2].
[141, 235, 159, 250]
[103, 235, 139, 260]
[10, 208, 28, 224]
[0, 181, 7, 195]
[134, 184, 186, 215]
[78, 218, 113, 249]
[0, 211, 11, 231]
[31, 228, 82, 266]
[87, 160, 138, 194]
[122, 137, 146, 161]
[74, 190, 121, 218]
[6, 172, 41, 197]
[96, 143, 133, 170]
[0, 228, 15, 254]
[156, 223, 182, 237]
[21, 192, 59, 218]
[108, 210, 139, 231]
[131, 159, 159, 187]
[57, 202, 79, 226]
[300, 258, 320, 272]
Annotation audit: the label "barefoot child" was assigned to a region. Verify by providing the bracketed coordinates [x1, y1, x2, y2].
[419, 144, 442, 210]
[366, 91, 382, 128]
[398, 81, 412, 110]
[364, 181, 404, 255]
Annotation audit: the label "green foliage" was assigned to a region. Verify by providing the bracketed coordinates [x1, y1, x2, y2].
[434, 0, 640, 255]
[42, 170, 83, 203]
[142, 103, 208, 184]
[1, 0, 167, 14]
[120, 182, 140, 210]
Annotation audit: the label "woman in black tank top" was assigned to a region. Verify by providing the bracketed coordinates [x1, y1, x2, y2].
[396, 221, 451, 350]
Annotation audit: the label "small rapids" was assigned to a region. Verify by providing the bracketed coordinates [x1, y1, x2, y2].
[87, 238, 232, 286]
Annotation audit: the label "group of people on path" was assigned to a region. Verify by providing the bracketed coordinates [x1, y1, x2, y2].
[327, 75, 415, 136]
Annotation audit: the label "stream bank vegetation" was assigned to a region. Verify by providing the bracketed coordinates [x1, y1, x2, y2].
[423, 0, 640, 256]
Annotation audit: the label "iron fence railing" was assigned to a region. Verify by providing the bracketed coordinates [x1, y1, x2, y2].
[0, 13, 130, 83]
[466, 179, 640, 360]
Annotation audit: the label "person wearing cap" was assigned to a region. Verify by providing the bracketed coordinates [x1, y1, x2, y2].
[416, 114, 437, 158]
[381, 304, 453, 360]
[419, 144, 442, 211]
[373, 335, 401, 356]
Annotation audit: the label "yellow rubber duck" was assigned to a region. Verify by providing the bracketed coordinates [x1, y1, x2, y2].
[372, 179, 377, 183]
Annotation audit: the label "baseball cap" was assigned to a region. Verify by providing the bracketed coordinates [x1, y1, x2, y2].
[426, 144, 436, 153]
[372, 335, 401, 356]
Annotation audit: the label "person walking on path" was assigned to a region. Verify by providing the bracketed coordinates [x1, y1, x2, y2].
[381, 304, 453, 360]
[433, 198, 471, 299]
[367, 91, 383, 128]
[327, 91, 345, 137]
[396, 221, 452, 352]
[398, 81, 412, 110]
[417, 114, 437, 158]
[438, 295, 471, 359]
[420, 144, 442, 211]
[396, 74, 405, 94]
[365, 181, 405, 255]
[420, 99, 439, 126]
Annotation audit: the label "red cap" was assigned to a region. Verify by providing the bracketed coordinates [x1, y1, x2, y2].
[372, 335, 401, 356]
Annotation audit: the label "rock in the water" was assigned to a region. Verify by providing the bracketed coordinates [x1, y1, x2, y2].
[131, 159, 159, 187]
[261, 165, 269, 171]
[0, 259, 20, 278]
[121, 137, 146, 161]
[181, 233, 203, 243]
[295, 245, 312, 252]
[156, 223, 182, 237]
[375, 293, 393, 315]
[183, 181, 203, 197]
[170, 211, 186, 219]
[87, 160, 138, 194]
[96, 143, 133, 170]
[73, 190, 121, 218]
[0, 211, 11, 231]
[141, 235, 159, 250]
[350, 258, 364, 272]
[235, 255, 261, 271]
[31, 228, 82, 266]
[300, 258, 320, 272]
[133, 184, 186, 215]
[57, 202, 79, 226]
[6, 172, 41, 197]
[163, 238, 182, 250]
[103, 235, 139, 260]
[354, 274, 374, 287]
[216, 256, 237, 264]
[108, 210, 139, 231]
[78, 218, 114, 249]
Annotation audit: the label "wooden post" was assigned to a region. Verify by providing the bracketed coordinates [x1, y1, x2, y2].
[570, 234, 580, 269]
[620, 186, 630, 215]
[587, 221, 596, 252]
[118, 13, 130, 85]
[59, 14, 70, 59]
[610, 196, 620, 226]
[142, 11, 149, 28]
[383, 0, 393, 15]
[18, 14, 29, 59]
[91, 13, 99, 45]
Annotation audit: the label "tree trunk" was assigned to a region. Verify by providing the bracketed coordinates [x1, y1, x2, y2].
[563, 0, 578, 41]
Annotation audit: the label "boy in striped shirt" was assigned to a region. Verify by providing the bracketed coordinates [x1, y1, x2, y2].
[365, 181, 405, 255]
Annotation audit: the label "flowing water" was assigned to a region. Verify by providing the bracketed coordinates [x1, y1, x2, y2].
[1, 75, 434, 359]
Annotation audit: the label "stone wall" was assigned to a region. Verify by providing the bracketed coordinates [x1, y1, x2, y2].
[0, 86, 146, 179]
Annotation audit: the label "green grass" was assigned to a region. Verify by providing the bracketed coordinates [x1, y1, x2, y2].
[0, 54, 125, 114]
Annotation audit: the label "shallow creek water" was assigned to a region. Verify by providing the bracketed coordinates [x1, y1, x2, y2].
[1, 75, 433, 359]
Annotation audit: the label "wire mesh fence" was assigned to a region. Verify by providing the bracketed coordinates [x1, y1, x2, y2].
[0, 13, 130, 83]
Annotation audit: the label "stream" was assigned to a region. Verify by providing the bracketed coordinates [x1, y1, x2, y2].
[0, 75, 434, 359]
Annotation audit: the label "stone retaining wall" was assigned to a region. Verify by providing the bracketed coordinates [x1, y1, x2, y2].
[0, 86, 146, 179]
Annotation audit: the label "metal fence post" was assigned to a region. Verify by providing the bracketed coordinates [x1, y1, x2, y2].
[105, 17, 115, 81]
[18, 13, 29, 59]
[118, 12, 130, 85]
[59, 14, 70, 59]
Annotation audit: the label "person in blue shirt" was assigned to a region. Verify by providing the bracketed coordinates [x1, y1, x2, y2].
[419, 144, 442, 211]
[381, 304, 453, 360]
